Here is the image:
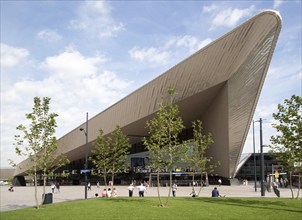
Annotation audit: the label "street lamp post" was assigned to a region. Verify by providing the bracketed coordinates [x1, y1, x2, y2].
[254, 118, 269, 196]
[259, 118, 265, 197]
[80, 112, 89, 199]
[252, 120, 257, 192]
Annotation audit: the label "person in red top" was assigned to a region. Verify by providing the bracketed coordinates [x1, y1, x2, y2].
[101, 189, 107, 197]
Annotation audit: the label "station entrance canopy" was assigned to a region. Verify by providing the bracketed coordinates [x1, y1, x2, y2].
[14, 11, 282, 180]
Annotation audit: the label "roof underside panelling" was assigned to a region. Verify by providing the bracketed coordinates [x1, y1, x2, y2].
[228, 14, 281, 177]
[15, 11, 282, 177]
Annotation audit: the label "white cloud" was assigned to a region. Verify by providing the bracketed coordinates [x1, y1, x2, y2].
[203, 4, 218, 13]
[290, 71, 302, 81]
[255, 103, 278, 118]
[129, 47, 170, 65]
[1, 48, 133, 167]
[70, 1, 125, 39]
[165, 35, 212, 53]
[0, 43, 29, 68]
[203, 5, 256, 29]
[129, 35, 212, 67]
[273, 0, 283, 9]
[98, 23, 125, 38]
[40, 46, 107, 79]
[37, 29, 62, 42]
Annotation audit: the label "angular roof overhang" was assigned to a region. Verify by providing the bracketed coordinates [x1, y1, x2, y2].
[15, 11, 282, 178]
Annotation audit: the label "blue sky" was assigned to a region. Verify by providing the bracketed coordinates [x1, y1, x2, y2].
[1, 1, 301, 168]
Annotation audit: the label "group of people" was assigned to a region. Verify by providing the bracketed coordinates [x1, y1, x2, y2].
[275, 177, 288, 188]
[128, 183, 147, 197]
[242, 179, 249, 186]
[80, 180, 224, 198]
[188, 186, 222, 197]
[96, 182, 148, 198]
[97, 188, 118, 198]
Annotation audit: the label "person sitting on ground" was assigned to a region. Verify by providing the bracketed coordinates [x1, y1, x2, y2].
[112, 188, 118, 197]
[190, 188, 197, 197]
[107, 188, 112, 198]
[212, 187, 220, 197]
[8, 185, 14, 192]
[101, 189, 107, 197]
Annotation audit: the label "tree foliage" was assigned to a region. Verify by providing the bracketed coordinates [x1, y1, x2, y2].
[14, 97, 69, 208]
[90, 125, 131, 196]
[184, 120, 219, 196]
[270, 94, 302, 199]
[143, 88, 185, 207]
[90, 129, 110, 192]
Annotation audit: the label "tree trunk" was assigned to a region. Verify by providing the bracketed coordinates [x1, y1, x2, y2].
[197, 172, 203, 197]
[295, 173, 301, 199]
[41, 174, 47, 206]
[103, 172, 108, 198]
[164, 170, 172, 207]
[289, 171, 294, 199]
[156, 171, 164, 207]
[205, 172, 209, 186]
[34, 172, 39, 209]
[192, 172, 196, 193]
[111, 172, 115, 198]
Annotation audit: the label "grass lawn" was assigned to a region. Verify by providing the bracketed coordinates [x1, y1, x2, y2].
[1, 197, 301, 220]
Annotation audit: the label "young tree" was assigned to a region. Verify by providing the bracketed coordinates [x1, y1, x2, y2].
[90, 129, 111, 194]
[14, 97, 69, 208]
[143, 88, 185, 207]
[107, 125, 131, 191]
[270, 94, 302, 199]
[90, 125, 131, 197]
[184, 120, 219, 196]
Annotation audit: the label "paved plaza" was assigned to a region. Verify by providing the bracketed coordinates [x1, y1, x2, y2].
[1, 183, 301, 212]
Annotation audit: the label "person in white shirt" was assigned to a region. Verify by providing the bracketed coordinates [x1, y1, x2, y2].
[137, 183, 146, 197]
[218, 178, 222, 186]
[172, 183, 177, 197]
[107, 188, 112, 198]
[128, 183, 135, 197]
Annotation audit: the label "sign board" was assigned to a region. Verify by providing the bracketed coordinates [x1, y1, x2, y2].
[294, 162, 302, 167]
[80, 169, 91, 174]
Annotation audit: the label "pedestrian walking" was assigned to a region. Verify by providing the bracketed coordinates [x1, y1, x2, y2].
[55, 182, 60, 193]
[137, 183, 146, 197]
[51, 183, 55, 193]
[172, 183, 177, 197]
[128, 183, 135, 197]
[218, 178, 222, 186]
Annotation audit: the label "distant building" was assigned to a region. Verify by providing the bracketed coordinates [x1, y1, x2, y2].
[235, 153, 285, 182]
[13, 11, 282, 186]
[0, 168, 15, 182]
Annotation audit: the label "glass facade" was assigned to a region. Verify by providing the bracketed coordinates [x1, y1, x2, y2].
[235, 153, 285, 181]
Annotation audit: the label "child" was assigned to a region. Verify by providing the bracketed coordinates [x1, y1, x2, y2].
[102, 189, 107, 197]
